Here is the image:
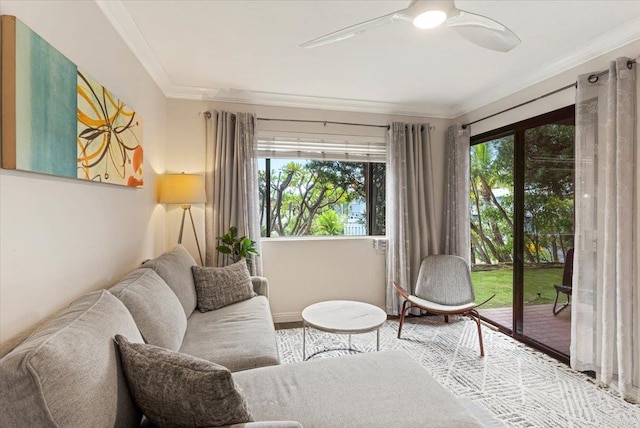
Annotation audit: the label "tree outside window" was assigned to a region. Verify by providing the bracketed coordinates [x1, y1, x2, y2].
[258, 159, 385, 237]
[470, 123, 574, 266]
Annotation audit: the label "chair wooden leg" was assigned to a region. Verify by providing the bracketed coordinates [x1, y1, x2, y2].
[553, 291, 570, 316]
[469, 310, 485, 357]
[552, 290, 561, 315]
[444, 315, 449, 323]
[397, 300, 410, 339]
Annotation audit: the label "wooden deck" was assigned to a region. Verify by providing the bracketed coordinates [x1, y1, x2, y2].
[480, 304, 571, 356]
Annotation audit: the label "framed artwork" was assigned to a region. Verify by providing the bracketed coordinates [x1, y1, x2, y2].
[1, 15, 144, 187]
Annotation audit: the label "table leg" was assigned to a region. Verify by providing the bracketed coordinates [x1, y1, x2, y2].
[303, 322, 306, 360]
[376, 329, 380, 351]
[348, 334, 352, 350]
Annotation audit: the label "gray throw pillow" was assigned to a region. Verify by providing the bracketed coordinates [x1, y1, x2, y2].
[192, 259, 256, 312]
[114, 335, 253, 428]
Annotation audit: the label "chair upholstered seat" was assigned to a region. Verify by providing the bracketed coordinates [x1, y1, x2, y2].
[408, 295, 477, 313]
[393, 255, 494, 357]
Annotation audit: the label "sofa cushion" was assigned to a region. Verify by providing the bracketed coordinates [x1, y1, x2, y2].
[115, 335, 253, 428]
[233, 351, 484, 428]
[109, 268, 187, 351]
[192, 259, 256, 312]
[142, 245, 198, 317]
[0, 290, 144, 428]
[180, 295, 280, 372]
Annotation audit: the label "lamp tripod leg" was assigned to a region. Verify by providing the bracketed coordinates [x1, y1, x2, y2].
[187, 206, 205, 266]
[178, 207, 187, 244]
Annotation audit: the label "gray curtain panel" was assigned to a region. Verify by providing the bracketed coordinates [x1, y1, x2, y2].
[385, 122, 439, 315]
[572, 57, 638, 402]
[205, 111, 263, 276]
[443, 124, 471, 266]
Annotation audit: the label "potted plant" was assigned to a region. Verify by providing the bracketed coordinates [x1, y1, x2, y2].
[216, 226, 259, 267]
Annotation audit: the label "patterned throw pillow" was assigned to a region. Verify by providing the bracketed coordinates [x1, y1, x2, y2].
[191, 259, 256, 312]
[114, 335, 253, 428]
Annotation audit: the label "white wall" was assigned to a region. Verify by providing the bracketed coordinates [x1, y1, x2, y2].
[165, 99, 451, 320]
[0, 1, 168, 355]
[262, 238, 386, 322]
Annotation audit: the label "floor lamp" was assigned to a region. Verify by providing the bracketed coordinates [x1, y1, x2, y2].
[158, 173, 206, 266]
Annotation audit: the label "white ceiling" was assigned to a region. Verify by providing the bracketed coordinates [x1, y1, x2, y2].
[97, 0, 640, 118]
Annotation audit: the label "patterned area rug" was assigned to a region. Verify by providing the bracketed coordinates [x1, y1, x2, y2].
[276, 317, 640, 427]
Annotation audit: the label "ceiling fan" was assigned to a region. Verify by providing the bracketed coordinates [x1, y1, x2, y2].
[300, 0, 521, 52]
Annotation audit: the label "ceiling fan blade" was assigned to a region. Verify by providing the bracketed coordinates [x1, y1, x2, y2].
[300, 9, 408, 48]
[444, 8, 520, 52]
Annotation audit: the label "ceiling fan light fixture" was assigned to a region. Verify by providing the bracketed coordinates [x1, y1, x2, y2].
[413, 10, 447, 29]
[300, 0, 520, 52]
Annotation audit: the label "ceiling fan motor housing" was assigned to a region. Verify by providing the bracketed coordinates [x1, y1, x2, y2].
[408, 0, 457, 19]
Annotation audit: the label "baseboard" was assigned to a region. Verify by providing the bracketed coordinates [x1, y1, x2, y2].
[272, 312, 302, 323]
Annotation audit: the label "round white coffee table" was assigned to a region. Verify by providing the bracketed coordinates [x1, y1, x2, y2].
[301, 300, 387, 360]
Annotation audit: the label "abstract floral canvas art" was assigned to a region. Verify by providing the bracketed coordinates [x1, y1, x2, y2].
[1, 15, 144, 187]
[77, 71, 143, 186]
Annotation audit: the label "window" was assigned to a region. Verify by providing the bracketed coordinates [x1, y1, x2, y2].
[257, 137, 385, 237]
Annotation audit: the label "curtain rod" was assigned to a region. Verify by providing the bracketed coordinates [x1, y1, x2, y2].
[258, 117, 436, 131]
[203, 112, 389, 129]
[258, 117, 390, 130]
[204, 113, 434, 131]
[462, 57, 637, 129]
[258, 118, 434, 131]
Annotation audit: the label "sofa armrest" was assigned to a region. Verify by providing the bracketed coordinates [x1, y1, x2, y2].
[251, 276, 269, 298]
[228, 422, 303, 428]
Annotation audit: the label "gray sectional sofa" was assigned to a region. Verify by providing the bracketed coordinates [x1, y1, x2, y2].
[0, 245, 485, 427]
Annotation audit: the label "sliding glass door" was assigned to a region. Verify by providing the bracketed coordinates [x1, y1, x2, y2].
[520, 116, 575, 356]
[470, 135, 514, 327]
[470, 106, 575, 362]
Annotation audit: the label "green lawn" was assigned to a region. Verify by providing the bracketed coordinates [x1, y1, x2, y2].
[471, 267, 564, 309]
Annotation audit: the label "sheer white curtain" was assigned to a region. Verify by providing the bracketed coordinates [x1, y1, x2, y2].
[204, 111, 263, 275]
[386, 122, 439, 315]
[442, 124, 471, 266]
[572, 57, 638, 402]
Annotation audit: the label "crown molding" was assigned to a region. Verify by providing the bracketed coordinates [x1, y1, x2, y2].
[95, 0, 174, 91]
[450, 16, 640, 118]
[97, 0, 640, 120]
[192, 88, 453, 118]
[162, 83, 452, 117]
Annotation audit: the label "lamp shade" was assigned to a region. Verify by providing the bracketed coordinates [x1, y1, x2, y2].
[158, 173, 206, 204]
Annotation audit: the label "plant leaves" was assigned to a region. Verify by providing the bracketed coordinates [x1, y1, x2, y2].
[215, 226, 260, 262]
[216, 246, 231, 254]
